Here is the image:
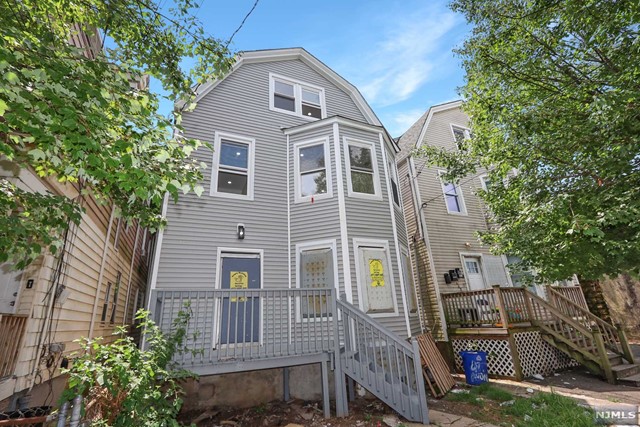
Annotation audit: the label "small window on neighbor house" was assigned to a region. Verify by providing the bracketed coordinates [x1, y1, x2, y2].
[101, 282, 112, 322]
[110, 271, 121, 324]
[113, 218, 122, 251]
[295, 139, 331, 201]
[211, 133, 255, 199]
[439, 171, 466, 214]
[270, 74, 325, 119]
[387, 159, 400, 206]
[346, 140, 379, 197]
[480, 175, 492, 192]
[451, 125, 471, 149]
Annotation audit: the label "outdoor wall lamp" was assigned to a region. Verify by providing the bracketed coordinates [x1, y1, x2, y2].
[237, 224, 245, 240]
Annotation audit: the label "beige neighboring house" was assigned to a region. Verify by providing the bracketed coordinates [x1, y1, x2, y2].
[397, 100, 514, 340]
[0, 26, 151, 409]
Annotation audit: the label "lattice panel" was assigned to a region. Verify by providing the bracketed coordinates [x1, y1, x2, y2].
[451, 337, 515, 378]
[514, 331, 579, 378]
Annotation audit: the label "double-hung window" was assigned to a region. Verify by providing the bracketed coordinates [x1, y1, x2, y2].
[294, 138, 331, 202]
[439, 171, 467, 214]
[345, 139, 381, 199]
[270, 73, 325, 119]
[211, 132, 255, 199]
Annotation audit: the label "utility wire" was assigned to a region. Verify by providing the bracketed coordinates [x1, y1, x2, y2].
[226, 0, 260, 48]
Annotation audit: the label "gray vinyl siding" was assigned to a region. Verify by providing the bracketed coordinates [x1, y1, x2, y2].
[339, 126, 408, 338]
[413, 108, 500, 295]
[289, 123, 343, 295]
[158, 59, 365, 290]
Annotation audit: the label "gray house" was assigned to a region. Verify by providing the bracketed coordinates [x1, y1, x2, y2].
[147, 48, 427, 423]
[397, 100, 514, 340]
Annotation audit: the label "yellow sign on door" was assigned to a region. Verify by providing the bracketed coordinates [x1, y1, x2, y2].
[369, 259, 385, 287]
[230, 271, 248, 302]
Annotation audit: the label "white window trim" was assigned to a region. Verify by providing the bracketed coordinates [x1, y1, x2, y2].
[438, 170, 468, 216]
[400, 247, 419, 317]
[344, 137, 382, 201]
[269, 73, 326, 120]
[214, 247, 265, 347]
[353, 238, 399, 318]
[113, 218, 122, 251]
[293, 137, 333, 204]
[449, 123, 472, 149]
[295, 239, 339, 322]
[458, 252, 490, 291]
[210, 131, 256, 200]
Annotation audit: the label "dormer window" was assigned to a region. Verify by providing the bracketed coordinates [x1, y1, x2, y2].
[270, 73, 325, 119]
[451, 125, 472, 149]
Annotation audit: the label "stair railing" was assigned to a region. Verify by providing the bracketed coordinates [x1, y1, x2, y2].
[546, 286, 635, 364]
[524, 289, 617, 383]
[336, 299, 428, 424]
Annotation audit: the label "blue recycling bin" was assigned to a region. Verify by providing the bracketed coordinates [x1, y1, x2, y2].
[460, 350, 488, 385]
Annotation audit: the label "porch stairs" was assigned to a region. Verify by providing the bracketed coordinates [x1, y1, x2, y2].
[335, 300, 428, 423]
[525, 287, 639, 385]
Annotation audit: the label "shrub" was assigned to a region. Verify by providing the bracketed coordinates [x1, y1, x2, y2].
[63, 308, 195, 426]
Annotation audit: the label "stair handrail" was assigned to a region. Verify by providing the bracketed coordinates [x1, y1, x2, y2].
[525, 290, 594, 339]
[546, 286, 622, 353]
[336, 299, 414, 353]
[336, 299, 429, 424]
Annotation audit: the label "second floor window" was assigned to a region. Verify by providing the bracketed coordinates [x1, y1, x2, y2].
[439, 171, 467, 214]
[294, 138, 332, 202]
[270, 73, 325, 119]
[211, 132, 255, 200]
[345, 139, 381, 199]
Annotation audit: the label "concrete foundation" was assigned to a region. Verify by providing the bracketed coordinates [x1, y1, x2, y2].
[181, 362, 335, 411]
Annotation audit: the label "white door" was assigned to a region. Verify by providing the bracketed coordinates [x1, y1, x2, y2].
[0, 263, 23, 314]
[358, 246, 395, 314]
[463, 257, 486, 291]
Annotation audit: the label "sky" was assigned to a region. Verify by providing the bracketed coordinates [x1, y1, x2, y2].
[160, 0, 471, 137]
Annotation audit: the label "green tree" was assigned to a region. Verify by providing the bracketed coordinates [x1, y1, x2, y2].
[419, 0, 640, 281]
[0, 0, 235, 268]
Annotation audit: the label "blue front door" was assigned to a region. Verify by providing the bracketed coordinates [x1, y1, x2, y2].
[220, 255, 261, 345]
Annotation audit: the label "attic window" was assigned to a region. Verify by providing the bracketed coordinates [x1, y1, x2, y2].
[270, 73, 325, 119]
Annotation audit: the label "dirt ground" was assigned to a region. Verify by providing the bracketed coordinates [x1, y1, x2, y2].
[179, 398, 401, 427]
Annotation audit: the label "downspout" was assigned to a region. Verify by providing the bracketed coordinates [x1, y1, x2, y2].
[88, 204, 116, 339]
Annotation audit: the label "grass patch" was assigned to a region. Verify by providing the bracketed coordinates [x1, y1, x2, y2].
[504, 392, 595, 427]
[445, 382, 596, 426]
[447, 382, 514, 406]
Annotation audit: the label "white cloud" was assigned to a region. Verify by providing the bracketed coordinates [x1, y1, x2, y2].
[346, 4, 460, 107]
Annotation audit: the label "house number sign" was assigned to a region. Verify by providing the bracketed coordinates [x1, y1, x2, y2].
[230, 271, 248, 302]
[369, 259, 385, 287]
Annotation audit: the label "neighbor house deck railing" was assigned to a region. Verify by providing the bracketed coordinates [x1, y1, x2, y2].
[549, 286, 588, 309]
[151, 288, 336, 366]
[441, 285, 533, 329]
[0, 314, 28, 379]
